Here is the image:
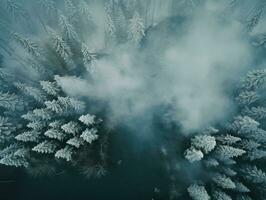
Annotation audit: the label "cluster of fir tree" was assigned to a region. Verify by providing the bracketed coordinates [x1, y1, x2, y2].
[154, 1, 266, 199]
[0, 0, 147, 177]
[158, 69, 266, 200]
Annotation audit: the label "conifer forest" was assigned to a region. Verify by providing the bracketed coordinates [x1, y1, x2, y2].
[2, 0, 266, 199]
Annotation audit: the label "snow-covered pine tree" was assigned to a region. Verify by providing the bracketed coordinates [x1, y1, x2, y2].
[32, 140, 59, 154]
[179, 66, 266, 199]
[58, 12, 78, 41]
[0, 91, 18, 110]
[214, 145, 246, 161]
[55, 145, 73, 161]
[236, 195, 253, 200]
[128, 11, 145, 44]
[81, 43, 97, 73]
[191, 135, 216, 153]
[40, 80, 60, 96]
[212, 190, 232, 200]
[187, 184, 210, 200]
[0, 117, 15, 144]
[245, 0, 266, 32]
[44, 129, 66, 141]
[61, 121, 81, 135]
[105, 13, 116, 46]
[15, 82, 46, 103]
[212, 173, 236, 189]
[64, 0, 76, 22]
[47, 27, 73, 65]
[15, 131, 40, 142]
[66, 136, 84, 148]
[236, 91, 259, 105]
[184, 147, 203, 162]
[0, 154, 28, 167]
[32, 108, 52, 120]
[80, 128, 98, 144]
[0, 75, 108, 178]
[78, 0, 93, 23]
[215, 134, 241, 145]
[79, 114, 97, 126]
[12, 33, 41, 57]
[234, 181, 250, 193]
[240, 165, 266, 184]
[241, 69, 266, 90]
[242, 106, 266, 120]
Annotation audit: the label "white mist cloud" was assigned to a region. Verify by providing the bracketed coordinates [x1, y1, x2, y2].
[56, 2, 253, 133]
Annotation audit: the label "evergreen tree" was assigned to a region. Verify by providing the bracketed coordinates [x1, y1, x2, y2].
[0, 91, 18, 110]
[55, 145, 73, 161]
[79, 114, 96, 126]
[48, 27, 73, 64]
[236, 195, 253, 200]
[184, 147, 204, 162]
[234, 181, 250, 193]
[49, 120, 64, 129]
[61, 121, 81, 135]
[212, 190, 232, 200]
[78, 0, 93, 23]
[215, 134, 241, 145]
[246, 7, 264, 32]
[0, 117, 15, 143]
[15, 82, 46, 103]
[81, 43, 97, 73]
[212, 173, 236, 189]
[239, 139, 261, 150]
[230, 116, 259, 135]
[40, 81, 60, 96]
[204, 158, 219, 167]
[58, 12, 78, 41]
[81, 128, 98, 143]
[0, 155, 28, 167]
[214, 145, 246, 161]
[105, 13, 116, 45]
[15, 131, 40, 142]
[32, 140, 59, 154]
[241, 69, 266, 90]
[242, 106, 266, 120]
[128, 11, 145, 44]
[236, 91, 259, 105]
[247, 148, 266, 161]
[66, 136, 84, 148]
[64, 0, 76, 21]
[27, 121, 46, 131]
[191, 135, 216, 153]
[44, 129, 66, 141]
[240, 165, 266, 184]
[187, 184, 210, 200]
[12, 33, 41, 57]
[33, 108, 52, 120]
